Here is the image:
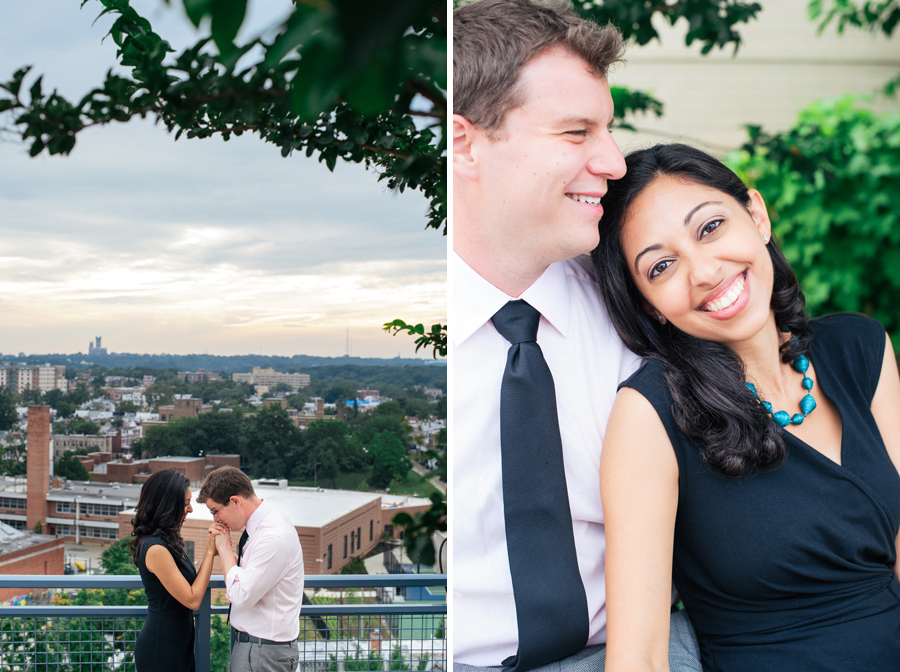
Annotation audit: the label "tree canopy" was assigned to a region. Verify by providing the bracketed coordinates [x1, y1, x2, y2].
[55, 451, 92, 481]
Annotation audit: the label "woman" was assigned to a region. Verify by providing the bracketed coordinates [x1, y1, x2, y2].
[130, 469, 222, 672]
[592, 143, 900, 672]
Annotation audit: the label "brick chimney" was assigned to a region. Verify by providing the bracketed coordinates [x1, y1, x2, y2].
[26, 406, 51, 531]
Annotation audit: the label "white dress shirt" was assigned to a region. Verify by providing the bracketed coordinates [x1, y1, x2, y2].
[451, 251, 640, 666]
[227, 500, 304, 641]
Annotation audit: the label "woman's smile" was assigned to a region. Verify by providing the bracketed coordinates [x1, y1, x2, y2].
[699, 270, 749, 319]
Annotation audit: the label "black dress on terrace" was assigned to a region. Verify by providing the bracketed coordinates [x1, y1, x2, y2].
[621, 314, 900, 672]
[135, 536, 196, 672]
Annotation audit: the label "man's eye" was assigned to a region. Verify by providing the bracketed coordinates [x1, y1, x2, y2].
[566, 130, 588, 137]
[649, 260, 673, 279]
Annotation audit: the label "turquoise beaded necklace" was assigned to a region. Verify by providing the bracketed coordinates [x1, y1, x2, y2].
[745, 353, 817, 427]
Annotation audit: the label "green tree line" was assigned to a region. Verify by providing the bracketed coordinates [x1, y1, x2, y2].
[134, 401, 423, 491]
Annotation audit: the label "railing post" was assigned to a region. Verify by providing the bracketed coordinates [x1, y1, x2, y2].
[196, 586, 213, 672]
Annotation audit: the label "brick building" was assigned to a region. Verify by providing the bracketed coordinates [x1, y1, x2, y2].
[78, 453, 240, 486]
[0, 522, 64, 602]
[155, 396, 212, 422]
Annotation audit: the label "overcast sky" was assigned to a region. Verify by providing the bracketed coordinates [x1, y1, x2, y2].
[0, 1, 446, 359]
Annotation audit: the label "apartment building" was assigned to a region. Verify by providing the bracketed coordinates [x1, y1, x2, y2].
[0, 364, 66, 394]
[232, 367, 310, 393]
[52, 434, 114, 460]
[178, 369, 222, 383]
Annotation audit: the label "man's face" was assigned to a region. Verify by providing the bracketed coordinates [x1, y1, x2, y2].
[205, 496, 244, 532]
[476, 47, 626, 267]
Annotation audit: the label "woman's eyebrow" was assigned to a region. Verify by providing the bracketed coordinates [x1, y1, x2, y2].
[684, 200, 722, 226]
[634, 243, 663, 274]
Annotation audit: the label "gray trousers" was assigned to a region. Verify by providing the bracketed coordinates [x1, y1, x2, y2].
[230, 640, 299, 672]
[453, 610, 701, 672]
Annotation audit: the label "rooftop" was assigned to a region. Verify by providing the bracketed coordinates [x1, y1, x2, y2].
[0, 520, 60, 557]
[186, 484, 381, 528]
[0, 477, 145, 505]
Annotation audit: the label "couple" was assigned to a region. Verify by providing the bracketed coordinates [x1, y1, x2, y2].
[131, 466, 303, 672]
[452, 1, 900, 671]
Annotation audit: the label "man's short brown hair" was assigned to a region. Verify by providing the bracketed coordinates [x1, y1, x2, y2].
[454, 0, 624, 134]
[197, 466, 255, 504]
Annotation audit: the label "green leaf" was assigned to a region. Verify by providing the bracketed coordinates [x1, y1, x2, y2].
[287, 42, 343, 120]
[183, 0, 215, 28]
[210, 0, 248, 56]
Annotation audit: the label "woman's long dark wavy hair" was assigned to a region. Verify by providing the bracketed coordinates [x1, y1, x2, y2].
[591, 143, 812, 477]
[129, 469, 190, 564]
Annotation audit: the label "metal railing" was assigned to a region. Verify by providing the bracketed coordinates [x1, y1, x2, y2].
[0, 574, 447, 671]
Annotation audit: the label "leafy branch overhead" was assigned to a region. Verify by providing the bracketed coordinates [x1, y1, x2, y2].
[809, 0, 900, 37]
[0, 0, 446, 234]
[383, 319, 447, 359]
[577, 0, 762, 126]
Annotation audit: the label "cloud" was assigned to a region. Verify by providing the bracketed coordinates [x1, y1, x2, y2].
[0, 0, 446, 358]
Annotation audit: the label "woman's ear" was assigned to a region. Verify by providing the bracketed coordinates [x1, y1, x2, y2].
[642, 301, 666, 325]
[747, 189, 772, 243]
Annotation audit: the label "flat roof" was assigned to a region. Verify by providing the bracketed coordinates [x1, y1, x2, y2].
[186, 486, 381, 529]
[381, 495, 432, 510]
[0, 530, 60, 557]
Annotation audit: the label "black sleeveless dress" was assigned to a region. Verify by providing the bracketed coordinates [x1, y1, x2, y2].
[135, 536, 197, 672]
[622, 314, 900, 672]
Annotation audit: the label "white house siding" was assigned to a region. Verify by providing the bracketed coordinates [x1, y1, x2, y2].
[608, 0, 900, 155]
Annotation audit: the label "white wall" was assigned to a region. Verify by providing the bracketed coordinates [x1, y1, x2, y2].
[608, 0, 900, 155]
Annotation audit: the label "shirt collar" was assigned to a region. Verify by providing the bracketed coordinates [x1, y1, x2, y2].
[245, 499, 269, 537]
[451, 250, 571, 345]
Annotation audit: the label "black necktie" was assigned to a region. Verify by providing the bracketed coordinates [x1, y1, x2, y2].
[492, 300, 589, 672]
[228, 530, 250, 625]
[237, 530, 249, 564]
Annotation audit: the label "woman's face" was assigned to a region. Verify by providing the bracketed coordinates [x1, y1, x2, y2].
[181, 487, 193, 527]
[619, 176, 775, 349]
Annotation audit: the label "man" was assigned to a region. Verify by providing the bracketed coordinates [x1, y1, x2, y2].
[452, 1, 700, 670]
[198, 466, 304, 672]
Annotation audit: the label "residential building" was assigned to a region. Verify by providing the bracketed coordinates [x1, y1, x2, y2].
[52, 434, 114, 459]
[107, 387, 145, 406]
[155, 396, 212, 422]
[233, 367, 310, 393]
[178, 369, 222, 384]
[0, 364, 66, 394]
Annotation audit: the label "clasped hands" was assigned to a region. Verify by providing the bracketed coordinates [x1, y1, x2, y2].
[206, 522, 233, 556]
[209, 523, 231, 555]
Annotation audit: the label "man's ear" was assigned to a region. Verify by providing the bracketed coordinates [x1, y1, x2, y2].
[453, 113, 480, 182]
[747, 189, 772, 243]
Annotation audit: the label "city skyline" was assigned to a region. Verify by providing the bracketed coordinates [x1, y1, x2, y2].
[0, 1, 446, 359]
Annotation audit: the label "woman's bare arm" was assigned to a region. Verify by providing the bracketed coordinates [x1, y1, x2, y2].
[144, 525, 223, 611]
[869, 332, 900, 581]
[602, 387, 680, 672]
